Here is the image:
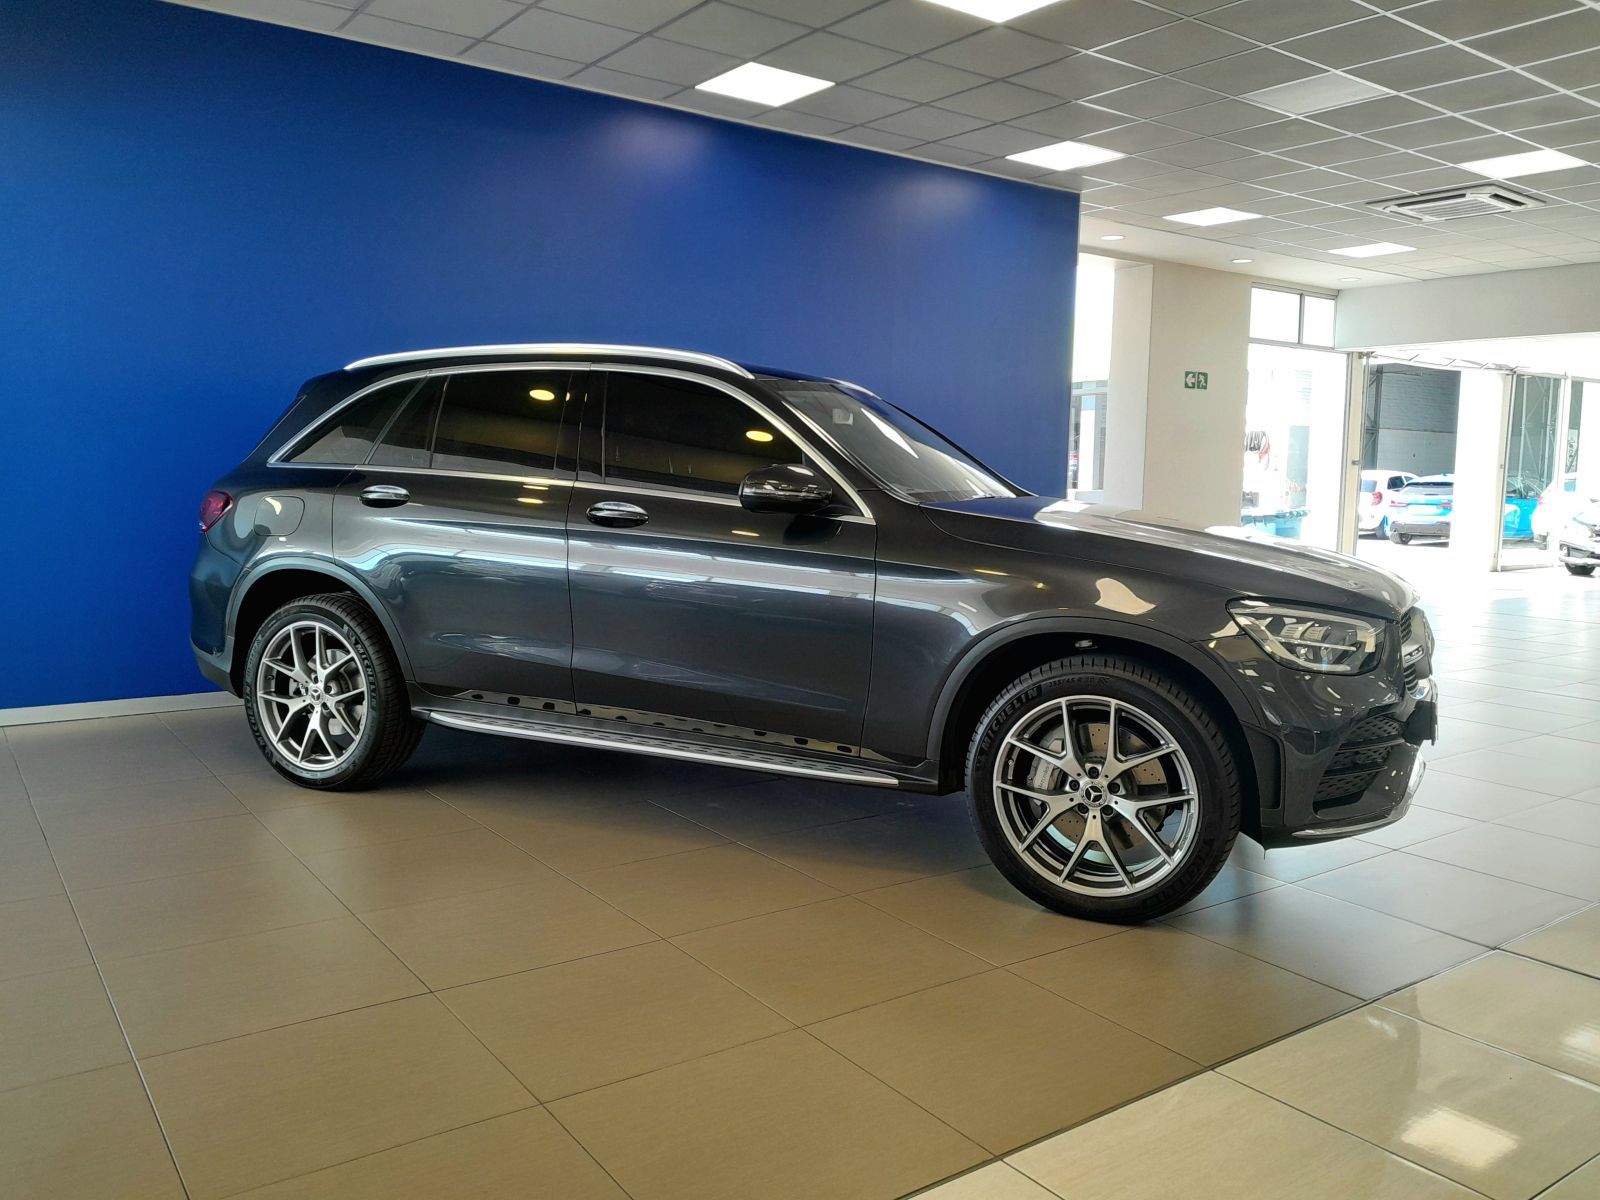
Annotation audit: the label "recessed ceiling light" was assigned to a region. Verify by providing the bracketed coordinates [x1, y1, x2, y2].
[1241, 73, 1392, 116]
[1231, 257, 1253, 264]
[1099, 234, 1125, 241]
[1006, 140, 1124, 171]
[696, 63, 832, 107]
[1166, 207, 1261, 226]
[1456, 149, 1586, 180]
[1331, 242, 1415, 258]
[920, 0, 1068, 19]
[1340, 276, 1360, 282]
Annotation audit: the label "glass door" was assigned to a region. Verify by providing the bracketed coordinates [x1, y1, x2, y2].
[1500, 374, 1562, 569]
[1241, 342, 1350, 548]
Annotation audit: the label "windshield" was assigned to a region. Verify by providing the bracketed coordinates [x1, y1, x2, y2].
[762, 377, 1020, 503]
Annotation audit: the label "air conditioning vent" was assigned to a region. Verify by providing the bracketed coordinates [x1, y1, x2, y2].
[1370, 185, 1544, 222]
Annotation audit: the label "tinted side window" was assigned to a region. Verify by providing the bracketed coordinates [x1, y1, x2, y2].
[602, 373, 803, 495]
[285, 379, 419, 464]
[432, 370, 571, 476]
[370, 378, 442, 469]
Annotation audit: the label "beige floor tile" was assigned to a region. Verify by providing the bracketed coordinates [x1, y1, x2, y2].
[1420, 716, 1531, 761]
[31, 776, 247, 840]
[141, 995, 534, 1200]
[220, 770, 343, 814]
[1230, 836, 1388, 883]
[1447, 702, 1589, 734]
[1169, 884, 1482, 999]
[160, 706, 267, 774]
[362, 875, 654, 989]
[233, 1108, 627, 1199]
[574, 844, 840, 936]
[812, 971, 1196, 1154]
[0, 734, 26, 801]
[1014, 926, 1354, 1064]
[550, 1030, 984, 1200]
[1222, 1006, 1600, 1200]
[1499, 734, 1600, 771]
[1407, 824, 1600, 901]
[747, 801, 988, 893]
[1536, 1156, 1600, 1199]
[913, 1162, 1059, 1200]
[257, 789, 479, 855]
[299, 827, 553, 913]
[675, 896, 988, 1023]
[0, 893, 88, 981]
[1412, 774, 1558, 821]
[860, 864, 1118, 964]
[72, 856, 347, 960]
[7, 715, 211, 798]
[656, 777, 911, 839]
[1169, 860, 1283, 916]
[50, 813, 288, 891]
[1359, 805, 1478, 849]
[442, 941, 791, 1099]
[1298, 853, 1587, 946]
[1507, 906, 1600, 979]
[0, 964, 129, 1090]
[1009, 1072, 1476, 1200]
[1508, 799, 1600, 849]
[0, 826, 64, 903]
[0, 789, 39, 841]
[1382, 953, 1600, 1086]
[0, 1063, 185, 1199]
[101, 917, 424, 1056]
[1430, 749, 1595, 799]
[466, 798, 727, 872]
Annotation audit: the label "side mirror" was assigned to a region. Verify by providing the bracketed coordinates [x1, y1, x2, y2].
[739, 463, 833, 514]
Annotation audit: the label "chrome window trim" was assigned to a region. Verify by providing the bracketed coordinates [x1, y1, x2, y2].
[344, 343, 752, 378]
[591, 363, 875, 523]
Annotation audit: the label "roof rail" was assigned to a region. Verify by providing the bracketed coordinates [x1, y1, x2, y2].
[343, 343, 753, 378]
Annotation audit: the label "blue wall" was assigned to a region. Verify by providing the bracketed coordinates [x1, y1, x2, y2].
[0, 0, 1078, 708]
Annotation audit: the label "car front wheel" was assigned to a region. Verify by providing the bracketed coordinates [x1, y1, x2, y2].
[243, 593, 423, 789]
[966, 655, 1241, 923]
[1567, 563, 1596, 577]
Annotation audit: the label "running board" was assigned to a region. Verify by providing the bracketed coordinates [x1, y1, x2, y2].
[418, 709, 901, 786]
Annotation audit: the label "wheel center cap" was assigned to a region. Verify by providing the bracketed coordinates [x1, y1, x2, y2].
[309, 685, 323, 701]
[1083, 783, 1105, 806]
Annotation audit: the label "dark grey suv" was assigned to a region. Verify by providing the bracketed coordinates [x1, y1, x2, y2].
[191, 343, 1437, 921]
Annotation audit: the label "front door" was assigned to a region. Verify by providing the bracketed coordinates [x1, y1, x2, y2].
[335, 365, 583, 707]
[566, 368, 877, 752]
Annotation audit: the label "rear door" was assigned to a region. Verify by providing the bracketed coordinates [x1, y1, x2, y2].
[565, 368, 877, 751]
[334, 365, 584, 707]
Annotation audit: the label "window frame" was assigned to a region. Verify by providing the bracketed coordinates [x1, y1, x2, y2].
[428, 366, 576, 480]
[1249, 284, 1338, 350]
[275, 375, 427, 467]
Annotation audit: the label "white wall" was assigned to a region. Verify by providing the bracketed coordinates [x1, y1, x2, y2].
[1103, 259, 1252, 526]
[1336, 262, 1600, 350]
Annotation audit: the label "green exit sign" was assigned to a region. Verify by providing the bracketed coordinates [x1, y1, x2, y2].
[1184, 371, 1209, 390]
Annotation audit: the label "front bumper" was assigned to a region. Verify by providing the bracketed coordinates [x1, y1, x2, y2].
[1559, 534, 1600, 565]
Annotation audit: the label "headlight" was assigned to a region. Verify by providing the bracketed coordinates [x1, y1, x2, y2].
[1228, 601, 1383, 674]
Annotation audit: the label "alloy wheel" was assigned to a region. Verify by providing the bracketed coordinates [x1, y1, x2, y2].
[254, 620, 369, 770]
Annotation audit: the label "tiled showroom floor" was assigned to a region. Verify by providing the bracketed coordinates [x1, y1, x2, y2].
[4, 573, 1600, 1200]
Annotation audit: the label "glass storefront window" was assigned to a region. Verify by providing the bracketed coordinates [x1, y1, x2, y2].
[1071, 256, 1116, 500]
[1302, 296, 1335, 347]
[1249, 288, 1300, 342]
[1242, 343, 1349, 547]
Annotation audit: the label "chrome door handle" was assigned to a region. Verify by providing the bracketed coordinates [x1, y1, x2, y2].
[359, 484, 410, 508]
[586, 500, 648, 528]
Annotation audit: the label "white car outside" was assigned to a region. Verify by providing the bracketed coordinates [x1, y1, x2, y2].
[1359, 470, 1416, 535]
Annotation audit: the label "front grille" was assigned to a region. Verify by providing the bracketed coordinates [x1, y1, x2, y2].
[1399, 610, 1413, 642]
[1314, 714, 1405, 811]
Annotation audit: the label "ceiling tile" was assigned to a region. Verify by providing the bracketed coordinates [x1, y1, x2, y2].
[1379, 164, 1490, 191]
[1278, 17, 1443, 69]
[1316, 94, 1439, 132]
[852, 57, 989, 101]
[868, 103, 988, 140]
[830, 0, 985, 55]
[1159, 98, 1283, 135]
[914, 142, 991, 165]
[1376, 115, 1493, 149]
[1427, 131, 1536, 159]
[597, 37, 739, 85]
[1256, 166, 1359, 191]
[537, 0, 701, 34]
[1099, 20, 1254, 73]
[1149, 0, 1236, 13]
[787, 82, 915, 122]
[1083, 155, 1182, 182]
[935, 79, 1061, 120]
[493, 7, 637, 60]
[1090, 121, 1200, 152]
[208, 0, 350, 30]
[1526, 48, 1600, 89]
[462, 42, 584, 78]
[1140, 136, 1255, 166]
[1007, 100, 1126, 138]
[924, 27, 1070, 76]
[1472, 94, 1598, 132]
[569, 64, 682, 98]
[1208, 155, 1306, 182]
[364, 0, 521, 38]
[1010, 0, 1178, 49]
[1283, 135, 1389, 165]
[759, 31, 902, 80]
[1398, 0, 1578, 40]
[672, 88, 768, 118]
[1354, 150, 1440, 178]
[1011, 54, 1152, 100]
[1467, 11, 1600, 66]
[1173, 48, 1322, 92]
[836, 126, 923, 151]
[1091, 76, 1226, 117]
[341, 13, 473, 54]
[1413, 71, 1555, 111]
[1202, 0, 1371, 42]
[938, 124, 1053, 156]
[730, 0, 881, 22]
[1224, 118, 1343, 151]
[1531, 116, 1600, 147]
[1347, 44, 1500, 90]
[751, 109, 850, 136]
[657, 3, 807, 57]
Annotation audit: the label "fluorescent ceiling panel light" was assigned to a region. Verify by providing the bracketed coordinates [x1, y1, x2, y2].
[1231, 257, 1253, 263]
[1099, 234, 1125, 241]
[1340, 276, 1360, 282]
[1166, 207, 1261, 226]
[1242, 73, 1391, 116]
[1007, 140, 1124, 171]
[921, 0, 1068, 19]
[1456, 149, 1586, 179]
[696, 63, 832, 107]
[1331, 242, 1415, 258]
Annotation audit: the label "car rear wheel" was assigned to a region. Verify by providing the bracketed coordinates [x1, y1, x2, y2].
[966, 655, 1241, 923]
[243, 593, 423, 789]
[1566, 563, 1596, 577]
[1389, 529, 1412, 544]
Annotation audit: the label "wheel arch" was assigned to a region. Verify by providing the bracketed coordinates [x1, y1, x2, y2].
[225, 558, 412, 691]
[927, 618, 1271, 836]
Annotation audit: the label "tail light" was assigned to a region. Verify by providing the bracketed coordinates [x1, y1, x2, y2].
[1372, 489, 1384, 505]
[199, 489, 233, 532]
